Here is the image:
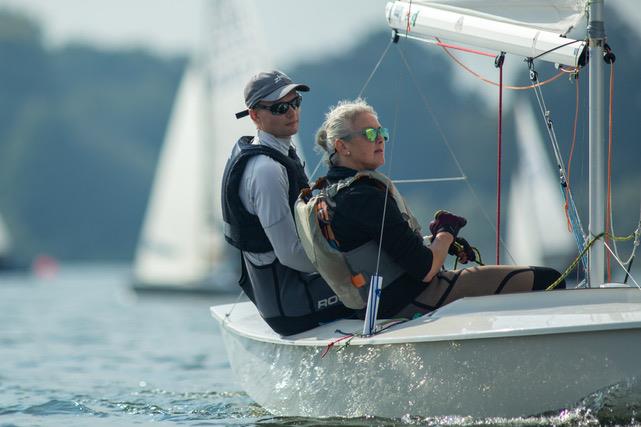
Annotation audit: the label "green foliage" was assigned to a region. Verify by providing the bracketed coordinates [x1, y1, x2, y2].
[0, 10, 185, 262]
[0, 6, 638, 265]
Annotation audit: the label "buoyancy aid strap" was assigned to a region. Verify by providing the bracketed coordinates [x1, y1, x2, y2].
[325, 170, 423, 236]
[294, 193, 367, 309]
[294, 170, 421, 310]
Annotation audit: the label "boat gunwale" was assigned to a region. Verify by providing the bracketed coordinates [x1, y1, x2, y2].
[211, 287, 641, 347]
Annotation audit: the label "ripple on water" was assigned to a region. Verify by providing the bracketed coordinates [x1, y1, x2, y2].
[99, 388, 266, 422]
[23, 399, 107, 417]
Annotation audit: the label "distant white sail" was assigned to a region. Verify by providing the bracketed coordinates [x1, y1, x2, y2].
[133, 64, 213, 286]
[132, 0, 273, 291]
[0, 213, 11, 260]
[506, 99, 575, 267]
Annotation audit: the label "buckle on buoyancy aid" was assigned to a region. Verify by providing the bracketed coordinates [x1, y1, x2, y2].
[304, 177, 369, 289]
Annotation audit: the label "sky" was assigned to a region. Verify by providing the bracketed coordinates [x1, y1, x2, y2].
[1, 0, 638, 102]
[0, 0, 389, 67]
[0, 0, 638, 63]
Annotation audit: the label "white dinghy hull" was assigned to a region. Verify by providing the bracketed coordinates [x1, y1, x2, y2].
[211, 288, 641, 418]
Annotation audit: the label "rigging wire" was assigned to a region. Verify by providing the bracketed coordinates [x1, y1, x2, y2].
[495, 53, 505, 264]
[600, 53, 639, 281]
[529, 62, 588, 272]
[396, 44, 517, 264]
[624, 198, 641, 284]
[564, 74, 581, 232]
[365, 59, 404, 336]
[309, 38, 395, 181]
[604, 240, 641, 289]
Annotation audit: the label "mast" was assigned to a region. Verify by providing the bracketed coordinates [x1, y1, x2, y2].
[588, 0, 606, 286]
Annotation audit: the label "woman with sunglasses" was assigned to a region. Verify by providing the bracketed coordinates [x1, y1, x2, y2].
[303, 99, 564, 320]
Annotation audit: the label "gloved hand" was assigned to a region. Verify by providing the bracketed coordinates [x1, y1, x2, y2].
[429, 210, 467, 240]
[448, 237, 476, 264]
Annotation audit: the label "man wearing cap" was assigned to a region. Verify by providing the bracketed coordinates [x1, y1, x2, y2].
[221, 70, 353, 336]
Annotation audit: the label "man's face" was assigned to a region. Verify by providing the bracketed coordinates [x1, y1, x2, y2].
[249, 90, 301, 138]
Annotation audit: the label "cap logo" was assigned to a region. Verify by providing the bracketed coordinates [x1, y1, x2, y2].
[273, 74, 284, 84]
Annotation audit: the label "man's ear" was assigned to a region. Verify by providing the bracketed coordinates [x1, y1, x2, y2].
[249, 109, 261, 127]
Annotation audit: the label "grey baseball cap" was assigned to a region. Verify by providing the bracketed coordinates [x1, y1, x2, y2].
[235, 70, 310, 119]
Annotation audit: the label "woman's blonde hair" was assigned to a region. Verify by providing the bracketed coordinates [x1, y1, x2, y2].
[315, 98, 377, 165]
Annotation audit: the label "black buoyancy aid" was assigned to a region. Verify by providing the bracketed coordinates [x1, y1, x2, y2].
[221, 136, 351, 336]
[221, 136, 309, 253]
[295, 170, 422, 310]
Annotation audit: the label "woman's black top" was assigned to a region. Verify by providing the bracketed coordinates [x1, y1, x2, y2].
[327, 166, 434, 317]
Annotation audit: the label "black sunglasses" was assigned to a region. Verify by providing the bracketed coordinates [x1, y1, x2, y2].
[254, 95, 302, 115]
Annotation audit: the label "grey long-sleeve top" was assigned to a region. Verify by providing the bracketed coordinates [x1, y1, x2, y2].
[238, 130, 315, 272]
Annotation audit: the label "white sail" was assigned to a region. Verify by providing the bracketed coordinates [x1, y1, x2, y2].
[133, 64, 213, 286]
[506, 99, 575, 267]
[0, 213, 11, 262]
[386, 0, 588, 67]
[407, 0, 587, 34]
[133, 0, 270, 291]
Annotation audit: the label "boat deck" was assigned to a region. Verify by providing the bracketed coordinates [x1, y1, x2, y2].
[211, 286, 641, 346]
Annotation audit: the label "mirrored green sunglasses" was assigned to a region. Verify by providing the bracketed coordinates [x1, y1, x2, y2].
[344, 127, 389, 143]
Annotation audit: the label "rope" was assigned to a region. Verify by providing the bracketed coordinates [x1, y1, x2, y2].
[320, 319, 409, 358]
[530, 63, 588, 272]
[437, 39, 568, 90]
[396, 44, 517, 264]
[546, 231, 638, 290]
[435, 40, 496, 58]
[453, 246, 484, 270]
[531, 39, 585, 62]
[606, 63, 615, 280]
[564, 75, 580, 232]
[546, 233, 604, 290]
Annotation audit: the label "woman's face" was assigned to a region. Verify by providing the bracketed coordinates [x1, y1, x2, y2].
[341, 112, 386, 171]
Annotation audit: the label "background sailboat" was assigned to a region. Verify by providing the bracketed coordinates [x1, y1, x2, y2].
[505, 99, 575, 270]
[132, 0, 275, 294]
[0, 212, 12, 270]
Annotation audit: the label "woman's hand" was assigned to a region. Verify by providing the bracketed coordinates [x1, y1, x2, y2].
[423, 231, 454, 283]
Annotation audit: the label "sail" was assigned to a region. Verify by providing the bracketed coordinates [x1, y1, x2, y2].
[506, 99, 575, 268]
[133, 0, 270, 290]
[0, 213, 11, 263]
[133, 64, 213, 286]
[406, 0, 587, 34]
[386, 0, 588, 66]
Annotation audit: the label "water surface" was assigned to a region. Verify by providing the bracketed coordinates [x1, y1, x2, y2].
[1, 265, 640, 426]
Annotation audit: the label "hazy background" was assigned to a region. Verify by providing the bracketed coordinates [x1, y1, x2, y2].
[0, 0, 639, 280]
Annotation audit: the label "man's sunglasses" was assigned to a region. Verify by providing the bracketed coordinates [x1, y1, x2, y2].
[254, 95, 302, 115]
[344, 127, 390, 143]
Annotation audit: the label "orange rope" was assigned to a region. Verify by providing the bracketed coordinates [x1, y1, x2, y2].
[564, 75, 581, 232]
[606, 63, 615, 281]
[439, 42, 570, 90]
